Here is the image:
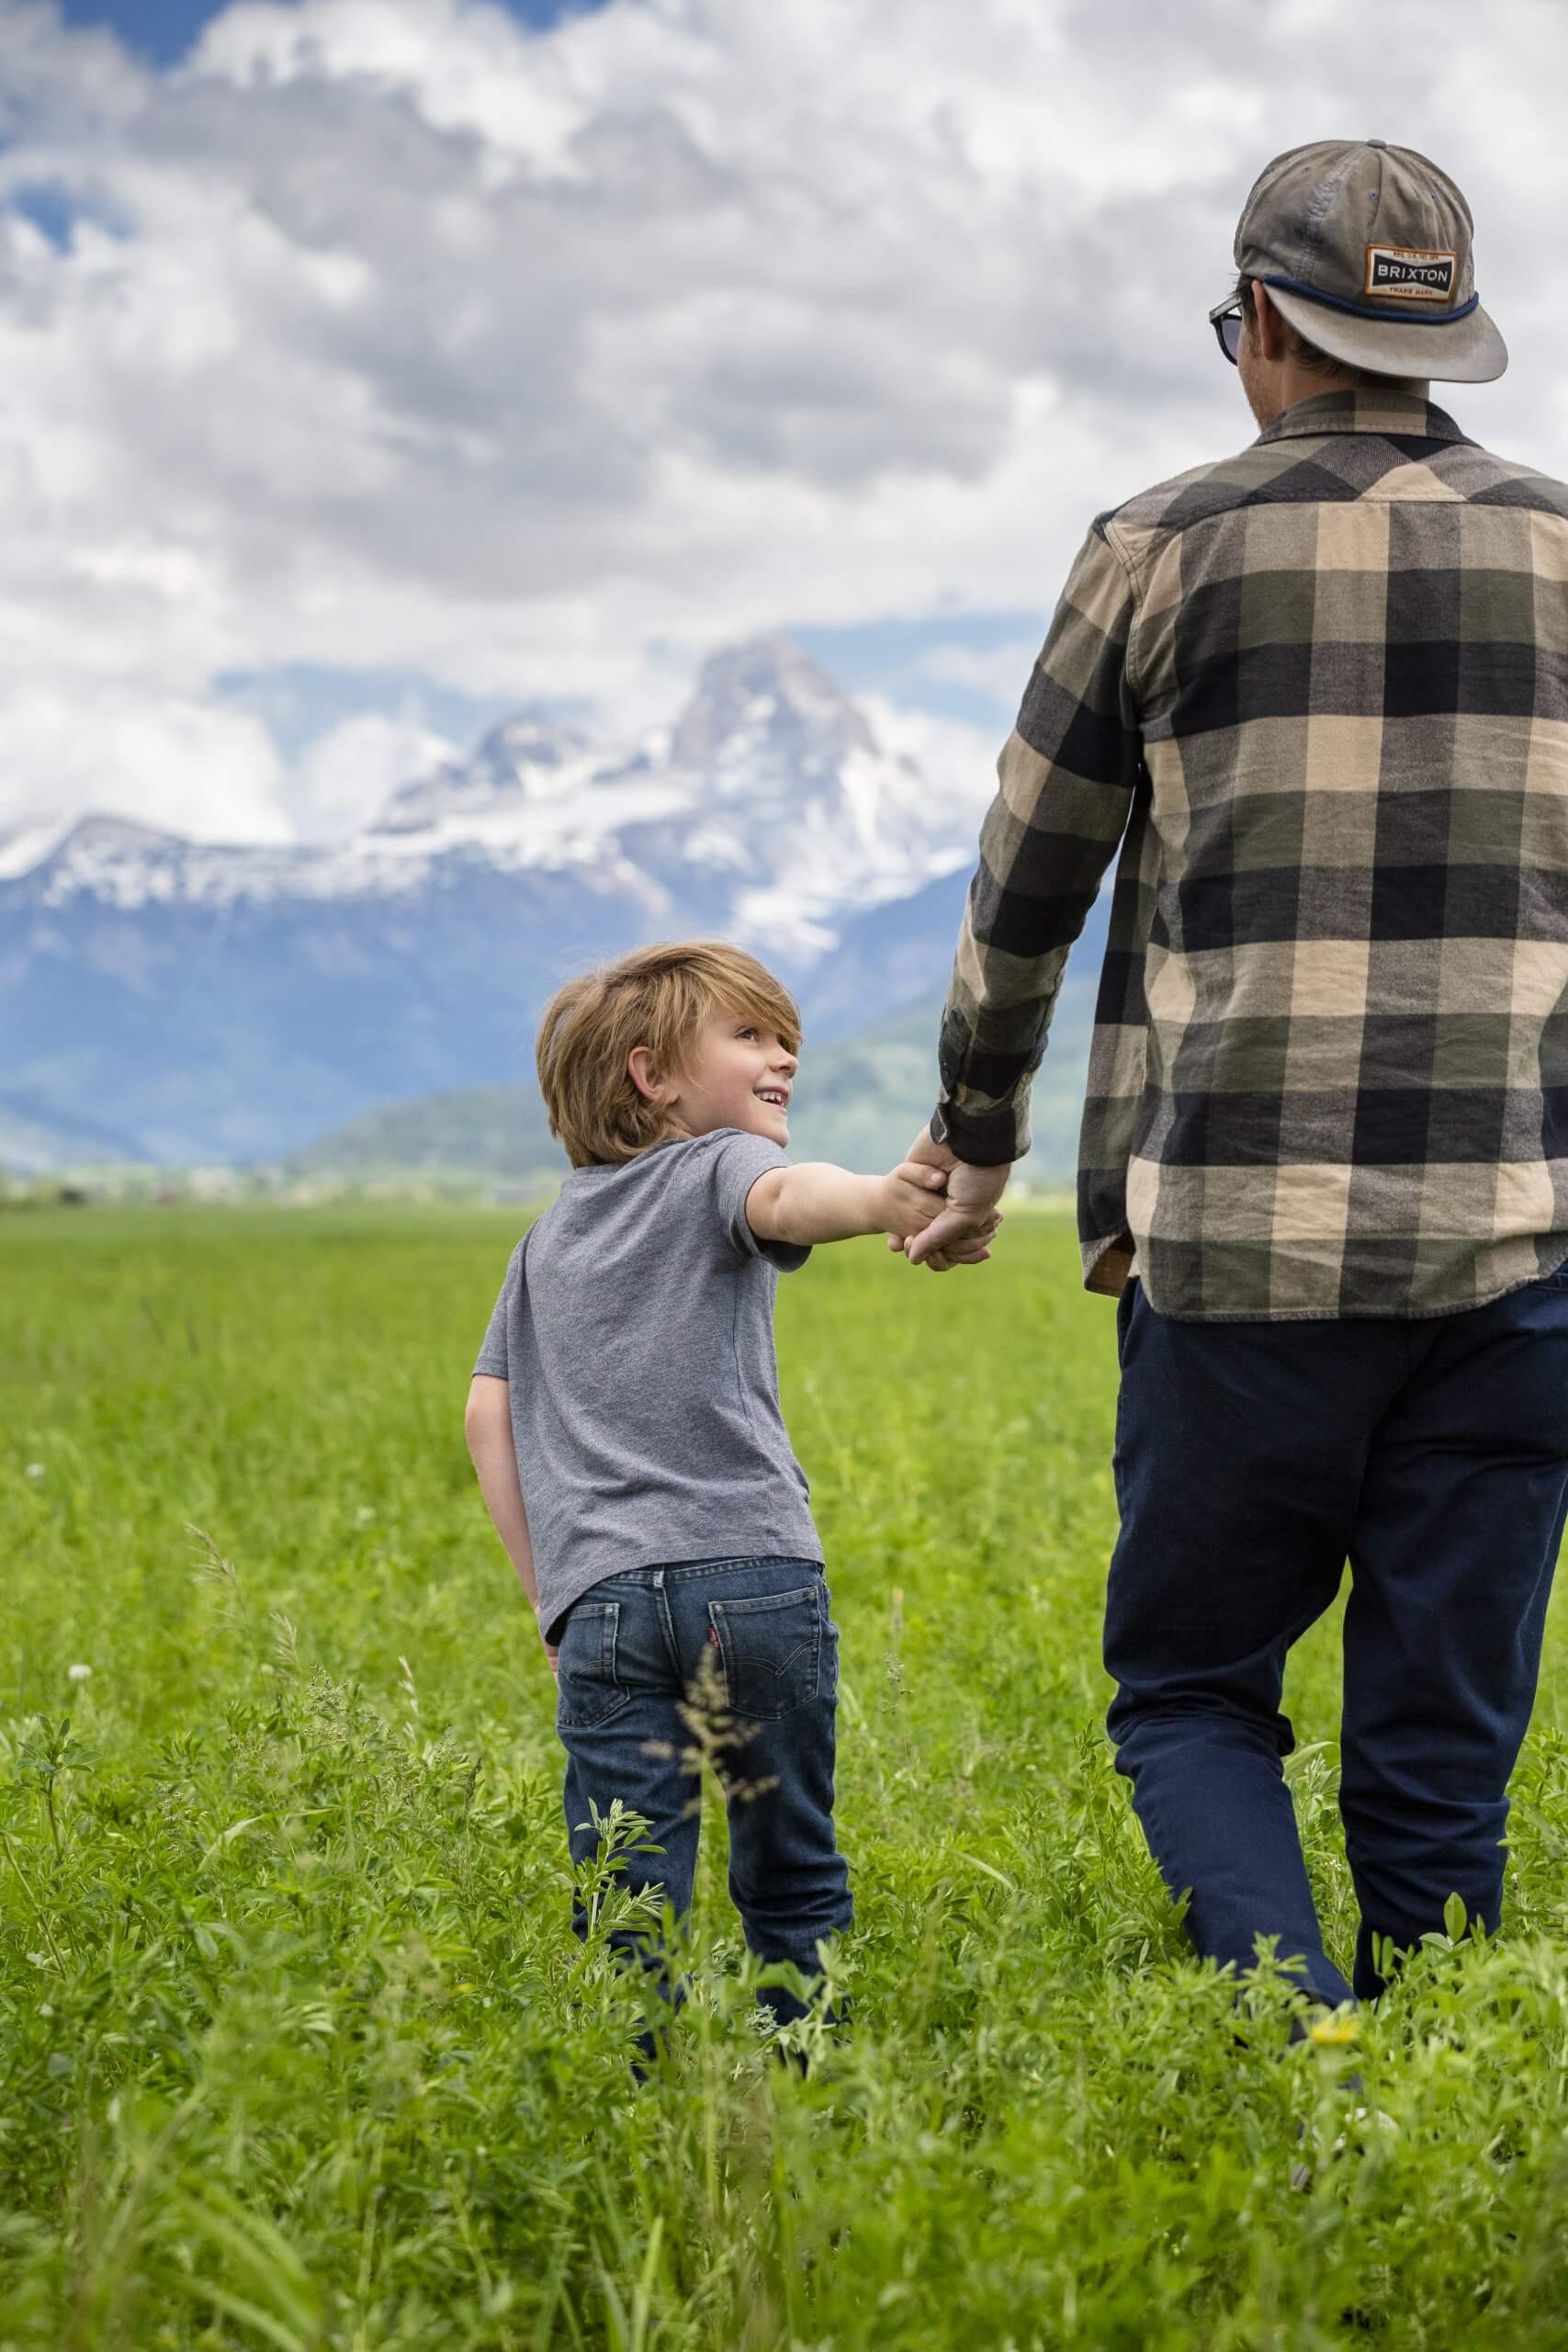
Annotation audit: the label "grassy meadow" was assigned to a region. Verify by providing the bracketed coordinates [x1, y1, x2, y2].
[6, 1204, 1568, 2348]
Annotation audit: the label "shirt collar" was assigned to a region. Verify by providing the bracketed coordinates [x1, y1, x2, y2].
[1256, 389, 1472, 447]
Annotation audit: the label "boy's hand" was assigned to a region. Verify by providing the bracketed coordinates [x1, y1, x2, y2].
[543, 1637, 559, 1683]
[874, 1161, 950, 1240]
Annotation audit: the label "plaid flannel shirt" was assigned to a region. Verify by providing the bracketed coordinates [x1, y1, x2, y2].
[933, 389, 1568, 1320]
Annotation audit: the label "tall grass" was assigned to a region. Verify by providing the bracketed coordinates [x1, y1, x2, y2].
[3, 1205, 1568, 2346]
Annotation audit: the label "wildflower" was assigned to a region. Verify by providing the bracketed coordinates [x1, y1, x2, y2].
[66, 1664, 92, 1683]
[25, 1464, 44, 1479]
[1309, 2010, 1359, 2048]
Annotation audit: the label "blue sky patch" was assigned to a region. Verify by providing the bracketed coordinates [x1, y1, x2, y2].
[62, 0, 612, 70]
[5, 176, 130, 252]
[8, 183, 78, 251]
[792, 611, 1040, 726]
[216, 663, 521, 763]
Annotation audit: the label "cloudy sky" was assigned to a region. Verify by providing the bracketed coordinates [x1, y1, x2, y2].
[6, 0, 1568, 844]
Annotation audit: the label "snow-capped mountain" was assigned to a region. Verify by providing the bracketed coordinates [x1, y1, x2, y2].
[3, 637, 998, 1166]
[19, 636, 972, 940]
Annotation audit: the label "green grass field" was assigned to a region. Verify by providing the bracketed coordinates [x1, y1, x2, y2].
[6, 1205, 1568, 2349]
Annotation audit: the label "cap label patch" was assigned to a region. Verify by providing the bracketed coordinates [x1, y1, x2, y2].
[1364, 244, 1458, 302]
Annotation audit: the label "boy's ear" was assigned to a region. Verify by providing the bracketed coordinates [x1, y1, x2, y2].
[626, 1046, 665, 1103]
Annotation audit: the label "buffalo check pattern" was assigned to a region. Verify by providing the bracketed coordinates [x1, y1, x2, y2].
[932, 389, 1568, 1320]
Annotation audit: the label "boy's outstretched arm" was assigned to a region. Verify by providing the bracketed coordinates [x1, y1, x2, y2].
[746, 1159, 971, 1250]
[465, 1375, 557, 1678]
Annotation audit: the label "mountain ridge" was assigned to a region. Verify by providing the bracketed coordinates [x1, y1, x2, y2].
[11, 636, 976, 932]
[0, 636, 1089, 1169]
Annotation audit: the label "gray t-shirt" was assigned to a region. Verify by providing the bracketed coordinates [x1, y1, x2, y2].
[473, 1129, 821, 1640]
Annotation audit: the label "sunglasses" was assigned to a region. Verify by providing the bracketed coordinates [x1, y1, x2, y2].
[1210, 299, 1244, 366]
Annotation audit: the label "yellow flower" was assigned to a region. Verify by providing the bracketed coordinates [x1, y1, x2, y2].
[1309, 2012, 1360, 2047]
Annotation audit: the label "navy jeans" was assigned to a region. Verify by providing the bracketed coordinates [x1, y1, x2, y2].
[1105, 1268, 1568, 2007]
[556, 1557, 852, 2037]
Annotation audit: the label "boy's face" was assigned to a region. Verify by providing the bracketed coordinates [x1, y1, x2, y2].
[664, 1010, 799, 1148]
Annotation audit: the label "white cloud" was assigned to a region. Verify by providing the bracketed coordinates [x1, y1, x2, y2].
[0, 680, 290, 841]
[859, 695, 1001, 831]
[2, 0, 1568, 839]
[289, 708, 460, 838]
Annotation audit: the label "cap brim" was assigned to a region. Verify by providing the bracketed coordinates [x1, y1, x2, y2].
[1266, 286, 1507, 384]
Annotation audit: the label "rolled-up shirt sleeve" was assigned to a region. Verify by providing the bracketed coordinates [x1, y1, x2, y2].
[931, 520, 1144, 1166]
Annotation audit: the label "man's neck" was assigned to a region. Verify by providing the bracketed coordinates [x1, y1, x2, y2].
[1247, 367, 1428, 431]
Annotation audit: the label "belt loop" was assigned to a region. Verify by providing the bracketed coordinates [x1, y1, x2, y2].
[652, 1566, 665, 1589]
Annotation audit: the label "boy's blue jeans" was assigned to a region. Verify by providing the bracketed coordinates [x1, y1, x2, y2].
[1105, 1266, 1568, 2008]
[556, 1556, 852, 2037]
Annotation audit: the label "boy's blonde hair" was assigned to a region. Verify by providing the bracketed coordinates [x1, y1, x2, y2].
[536, 940, 802, 1168]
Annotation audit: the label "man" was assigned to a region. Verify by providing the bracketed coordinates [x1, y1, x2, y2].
[905, 140, 1568, 2008]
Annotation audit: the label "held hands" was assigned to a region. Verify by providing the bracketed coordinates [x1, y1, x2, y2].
[875, 1148, 1005, 1272]
[890, 1194, 1003, 1270]
[887, 1127, 1010, 1272]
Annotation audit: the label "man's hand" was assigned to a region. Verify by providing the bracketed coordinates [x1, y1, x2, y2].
[891, 1211, 1003, 1270]
[895, 1126, 1010, 1271]
[543, 1636, 559, 1684]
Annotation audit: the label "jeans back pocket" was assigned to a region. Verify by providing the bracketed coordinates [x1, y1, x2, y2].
[707, 1584, 822, 1721]
[556, 1600, 629, 1730]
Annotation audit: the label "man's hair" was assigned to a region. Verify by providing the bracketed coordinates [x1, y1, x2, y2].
[536, 940, 802, 1168]
[1236, 277, 1420, 396]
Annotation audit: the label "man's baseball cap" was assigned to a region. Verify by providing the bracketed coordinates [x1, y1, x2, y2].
[1231, 139, 1506, 383]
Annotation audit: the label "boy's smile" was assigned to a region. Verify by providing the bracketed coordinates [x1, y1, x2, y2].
[659, 1012, 799, 1147]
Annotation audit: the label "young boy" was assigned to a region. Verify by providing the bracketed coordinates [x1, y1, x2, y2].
[464, 939, 995, 2050]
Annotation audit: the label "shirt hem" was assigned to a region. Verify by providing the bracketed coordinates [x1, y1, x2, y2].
[538, 1530, 825, 1644]
[1111, 1243, 1568, 1326]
